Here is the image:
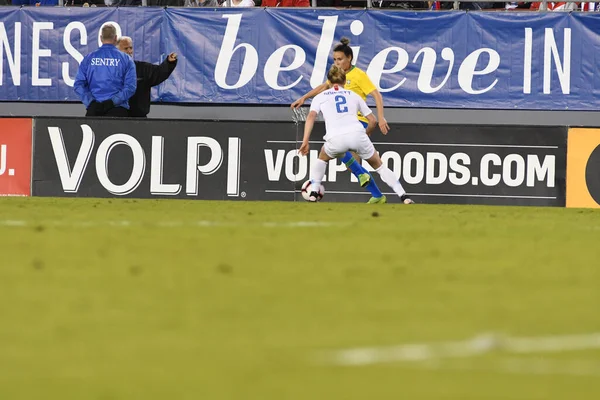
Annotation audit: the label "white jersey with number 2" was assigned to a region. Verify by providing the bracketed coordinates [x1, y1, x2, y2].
[310, 86, 373, 140]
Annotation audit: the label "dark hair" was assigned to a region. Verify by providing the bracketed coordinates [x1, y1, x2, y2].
[333, 37, 353, 63]
[327, 65, 346, 85]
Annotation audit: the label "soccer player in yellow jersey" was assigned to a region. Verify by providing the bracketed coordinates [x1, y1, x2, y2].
[291, 37, 391, 204]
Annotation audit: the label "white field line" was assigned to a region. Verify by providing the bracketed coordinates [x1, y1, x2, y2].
[417, 357, 600, 377]
[0, 220, 347, 229]
[325, 332, 600, 367]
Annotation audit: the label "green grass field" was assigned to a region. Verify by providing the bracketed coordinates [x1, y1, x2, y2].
[1, 198, 599, 400]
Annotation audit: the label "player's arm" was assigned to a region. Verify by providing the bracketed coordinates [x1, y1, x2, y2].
[370, 89, 390, 135]
[358, 96, 377, 135]
[359, 72, 390, 135]
[299, 110, 318, 156]
[365, 113, 377, 134]
[291, 82, 330, 109]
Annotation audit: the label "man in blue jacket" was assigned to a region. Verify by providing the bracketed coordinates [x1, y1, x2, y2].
[74, 24, 137, 117]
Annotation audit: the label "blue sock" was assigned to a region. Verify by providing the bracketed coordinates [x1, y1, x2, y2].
[341, 152, 362, 176]
[341, 152, 384, 198]
[365, 175, 384, 198]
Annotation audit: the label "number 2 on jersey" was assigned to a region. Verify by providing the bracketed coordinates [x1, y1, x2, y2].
[335, 95, 348, 114]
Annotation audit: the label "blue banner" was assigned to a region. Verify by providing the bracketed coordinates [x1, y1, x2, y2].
[1, 8, 599, 110]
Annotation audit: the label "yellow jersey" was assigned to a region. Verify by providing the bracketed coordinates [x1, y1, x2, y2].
[328, 66, 376, 124]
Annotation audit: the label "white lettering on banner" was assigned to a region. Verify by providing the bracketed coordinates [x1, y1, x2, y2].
[0, 144, 15, 176]
[186, 137, 223, 195]
[403, 152, 425, 185]
[264, 146, 556, 190]
[32, 22, 53, 87]
[458, 48, 500, 95]
[151, 136, 181, 195]
[503, 154, 525, 187]
[184, 136, 241, 197]
[0, 16, 576, 99]
[366, 47, 409, 93]
[214, 15, 571, 97]
[265, 149, 285, 181]
[426, 152, 448, 185]
[63, 22, 87, 88]
[0, 22, 21, 86]
[0, 144, 5, 175]
[310, 16, 338, 89]
[480, 153, 502, 186]
[523, 28, 533, 95]
[215, 14, 259, 90]
[48, 125, 241, 197]
[544, 27, 571, 95]
[48, 125, 95, 193]
[96, 134, 146, 196]
[527, 155, 555, 187]
[349, 19, 364, 65]
[227, 137, 241, 197]
[285, 150, 307, 182]
[412, 48, 454, 94]
[264, 45, 306, 90]
[449, 153, 471, 186]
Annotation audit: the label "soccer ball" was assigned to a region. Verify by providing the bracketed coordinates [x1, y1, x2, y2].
[301, 180, 324, 202]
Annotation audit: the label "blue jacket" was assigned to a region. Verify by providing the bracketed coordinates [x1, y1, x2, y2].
[74, 44, 137, 110]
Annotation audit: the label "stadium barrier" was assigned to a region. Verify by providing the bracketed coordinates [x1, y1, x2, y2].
[566, 128, 600, 209]
[8, 116, 600, 207]
[0, 116, 578, 206]
[0, 118, 32, 197]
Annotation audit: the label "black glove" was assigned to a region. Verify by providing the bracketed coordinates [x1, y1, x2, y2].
[100, 99, 115, 113]
[87, 100, 102, 115]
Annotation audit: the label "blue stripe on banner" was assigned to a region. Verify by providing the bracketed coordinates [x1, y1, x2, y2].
[1, 9, 600, 110]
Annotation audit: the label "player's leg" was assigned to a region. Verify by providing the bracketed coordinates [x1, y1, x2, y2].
[359, 137, 414, 204]
[310, 145, 334, 195]
[340, 120, 384, 200]
[340, 151, 370, 187]
[352, 150, 386, 202]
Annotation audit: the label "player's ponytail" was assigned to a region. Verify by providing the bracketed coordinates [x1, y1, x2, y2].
[327, 65, 346, 85]
[333, 37, 353, 63]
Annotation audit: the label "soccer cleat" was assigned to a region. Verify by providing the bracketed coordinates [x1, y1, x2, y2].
[358, 173, 371, 188]
[308, 191, 321, 202]
[367, 195, 387, 204]
[401, 194, 415, 204]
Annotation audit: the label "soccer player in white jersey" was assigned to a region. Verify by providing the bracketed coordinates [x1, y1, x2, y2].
[299, 66, 414, 204]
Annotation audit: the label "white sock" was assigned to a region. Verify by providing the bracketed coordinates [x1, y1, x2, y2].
[376, 165, 406, 197]
[310, 159, 328, 190]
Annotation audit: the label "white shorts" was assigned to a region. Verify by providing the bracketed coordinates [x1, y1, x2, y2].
[323, 132, 376, 160]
